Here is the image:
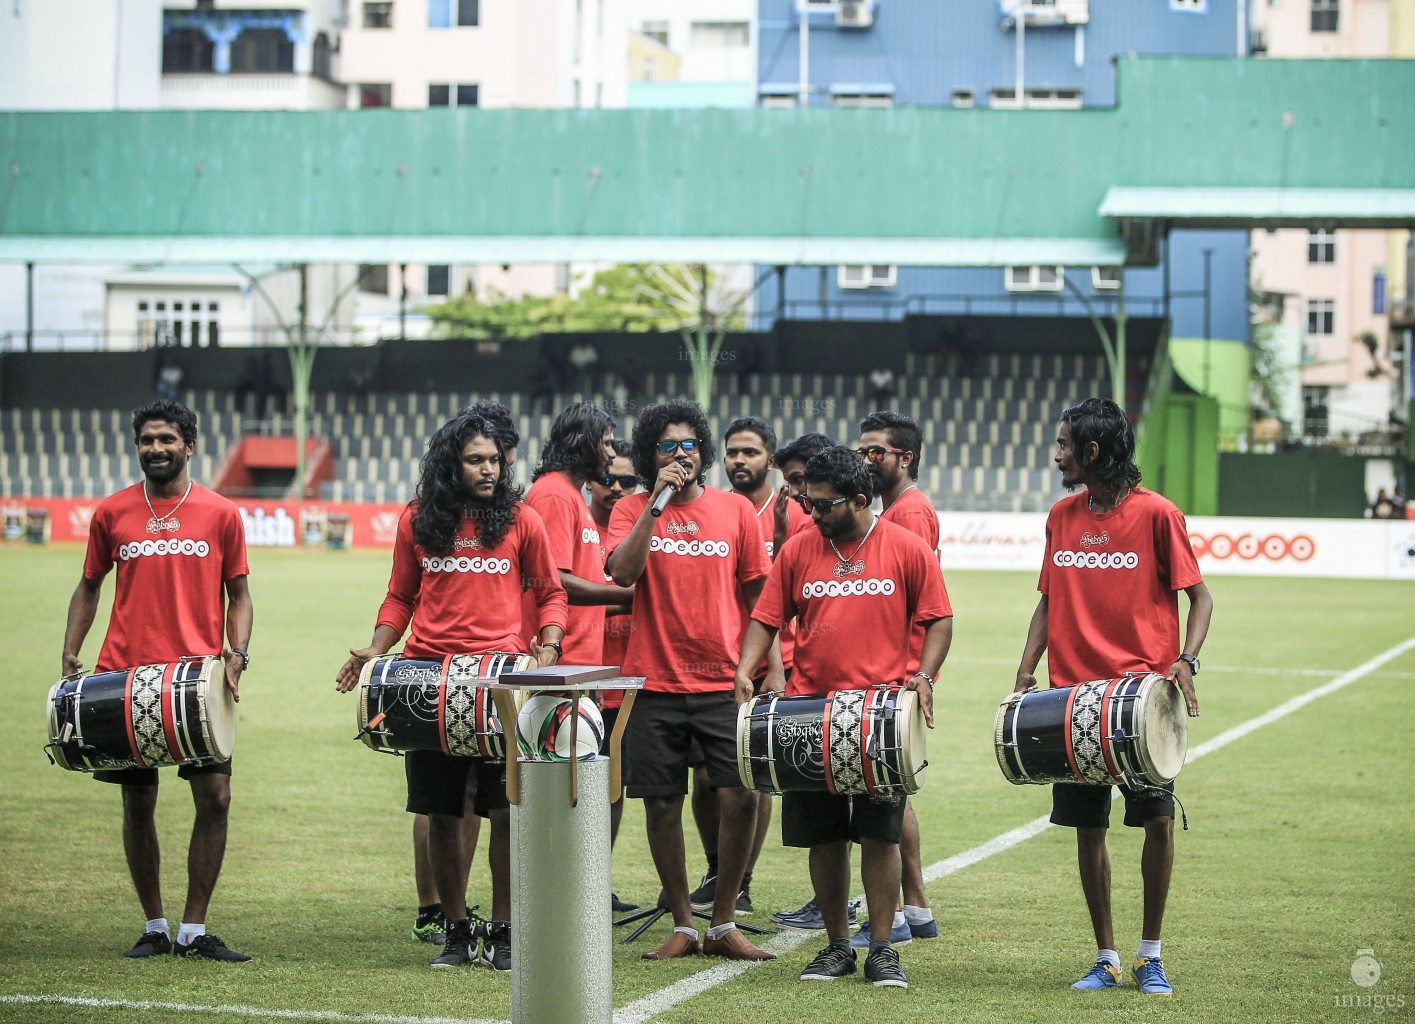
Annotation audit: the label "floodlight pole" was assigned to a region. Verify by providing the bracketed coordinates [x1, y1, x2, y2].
[1063, 273, 1127, 407]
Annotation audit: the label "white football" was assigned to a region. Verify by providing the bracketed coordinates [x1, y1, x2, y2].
[516, 693, 604, 762]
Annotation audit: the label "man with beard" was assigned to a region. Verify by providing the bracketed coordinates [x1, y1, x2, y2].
[606, 400, 773, 962]
[337, 411, 568, 972]
[736, 445, 952, 989]
[1014, 398, 1209, 996]
[63, 400, 254, 961]
[855, 410, 941, 945]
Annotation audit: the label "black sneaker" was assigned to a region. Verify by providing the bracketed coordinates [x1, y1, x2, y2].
[480, 920, 512, 972]
[688, 874, 718, 913]
[174, 933, 251, 963]
[800, 941, 857, 981]
[124, 931, 172, 958]
[863, 944, 909, 989]
[735, 888, 754, 915]
[611, 892, 640, 913]
[412, 909, 446, 944]
[431, 919, 475, 968]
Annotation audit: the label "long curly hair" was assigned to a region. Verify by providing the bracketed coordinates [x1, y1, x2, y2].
[533, 402, 616, 482]
[1060, 397, 1142, 491]
[412, 412, 522, 555]
[630, 399, 716, 486]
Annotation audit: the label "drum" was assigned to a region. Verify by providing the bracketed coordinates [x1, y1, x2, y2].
[355, 652, 535, 760]
[993, 673, 1188, 788]
[45, 657, 235, 773]
[736, 686, 927, 796]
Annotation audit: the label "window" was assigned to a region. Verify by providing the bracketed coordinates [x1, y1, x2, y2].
[359, 264, 390, 295]
[359, 83, 391, 107]
[1091, 266, 1122, 290]
[952, 88, 975, 108]
[428, 84, 450, 106]
[1307, 228, 1335, 263]
[1311, 0, 1338, 32]
[1005, 265, 1065, 292]
[427, 265, 451, 297]
[641, 20, 669, 46]
[838, 265, 897, 290]
[363, 2, 393, 29]
[456, 84, 479, 107]
[1170, 0, 1206, 11]
[990, 87, 1083, 109]
[230, 28, 294, 73]
[759, 87, 799, 108]
[831, 87, 894, 108]
[690, 21, 750, 48]
[313, 32, 332, 80]
[428, 0, 478, 27]
[137, 297, 219, 348]
[1305, 298, 1335, 335]
[162, 28, 215, 72]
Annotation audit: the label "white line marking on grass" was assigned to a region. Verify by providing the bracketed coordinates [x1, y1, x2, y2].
[0, 994, 501, 1024]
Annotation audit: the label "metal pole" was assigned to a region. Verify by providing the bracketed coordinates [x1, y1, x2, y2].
[1015, 2, 1025, 108]
[25, 261, 34, 352]
[1202, 247, 1213, 396]
[798, 4, 809, 107]
[511, 758, 612, 1024]
[398, 262, 408, 342]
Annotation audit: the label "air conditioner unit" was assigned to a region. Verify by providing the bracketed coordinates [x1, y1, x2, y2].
[836, 0, 874, 28]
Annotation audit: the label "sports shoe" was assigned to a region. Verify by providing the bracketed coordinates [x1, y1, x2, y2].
[800, 942, 857, 981]
[174, 933, 251, 963]
[412, 909, 446, 944]
[431, 919, 476, 968]
[611, 892, 639, 913]
[480, 920, 512, 972]
[124, 931, 172, 958]
[736, 888, 754, 915]
[850, 917, 912, 948]
[907, 916, 939, 939]
[1132, 957, 1173, 996]
[863, 944, 908, 988]
[1071, 959, 1123, 990]
[772, 898, 819, 926]
[688, 874, 717, 912]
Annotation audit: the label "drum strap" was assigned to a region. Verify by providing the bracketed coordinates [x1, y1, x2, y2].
[1123, 776, 1189, 831]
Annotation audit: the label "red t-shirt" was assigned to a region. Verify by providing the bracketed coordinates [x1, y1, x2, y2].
[1038, 487, 1203, 688]
[744, 491, 809, 675]
[753, 517, 952, 697]
[607, 487, 770, 693]
[524, 472, 606, 665]
[83, 483, 249, 672]
[378, 504, 568, 659]
[601, 603, 633, 708]
[882, 484, 941, 670]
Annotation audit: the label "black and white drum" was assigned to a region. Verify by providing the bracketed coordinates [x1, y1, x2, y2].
[46, 657, 235, 773]
[994, 673, 1187, 788]
[737, 686, 927, 796]
[356, 652, 534, 760]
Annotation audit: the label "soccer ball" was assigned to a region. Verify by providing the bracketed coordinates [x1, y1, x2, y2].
[516, 693, 604, 762]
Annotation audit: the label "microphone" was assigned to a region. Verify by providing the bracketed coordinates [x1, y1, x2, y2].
[650, 482, 676, 517]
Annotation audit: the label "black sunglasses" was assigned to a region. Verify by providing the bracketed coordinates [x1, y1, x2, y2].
[601, 473, 638, 489]
[795, 494, 851, 515]
[655, 438, 702, 455]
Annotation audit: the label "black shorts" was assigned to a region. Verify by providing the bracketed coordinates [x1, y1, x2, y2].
[1050, 781, 1176, 829]
[94, 759, 232, 787]
[405, 750, 508, 818]
[624, 690, 741, 798]
[781, 790, 906, 848]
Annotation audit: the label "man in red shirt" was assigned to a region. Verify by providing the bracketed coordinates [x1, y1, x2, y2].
[62, 401, 253, 962]
[337, 410, 568, 972]
[1014, 398, 1211, 996]
[606, 400, 773, 962]
[857, 410, 939, 943]
[737, 445, 952, 989]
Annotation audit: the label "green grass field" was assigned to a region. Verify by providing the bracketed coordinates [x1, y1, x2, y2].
[1, 544, 1411, 1023]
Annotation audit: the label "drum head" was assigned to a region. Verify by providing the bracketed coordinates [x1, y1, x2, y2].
[202, 658, 238, 761]
[735, 697, 757, 791]
[895, 688, 928, 793]
[1136, 674, 1187, 784]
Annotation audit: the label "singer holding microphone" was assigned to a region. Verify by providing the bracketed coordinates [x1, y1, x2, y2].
[606, 400, 774, 961]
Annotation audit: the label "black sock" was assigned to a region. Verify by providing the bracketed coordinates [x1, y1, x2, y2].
[869, 939, 892, 954]
[706, 855, 719, 878]
[742, 871, 753, 889]
[417, 903, 442, 919]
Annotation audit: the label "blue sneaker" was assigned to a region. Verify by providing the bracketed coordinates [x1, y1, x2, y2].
[775, 898, 860, 932]
[1071, 959, 1123, 990]
[907, 916, 938, 939]
[849, 917, 912, 948]
[1132, 957, 1173, 996]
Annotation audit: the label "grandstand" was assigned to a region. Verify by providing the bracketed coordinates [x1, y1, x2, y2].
[0, 350, 1109, 512]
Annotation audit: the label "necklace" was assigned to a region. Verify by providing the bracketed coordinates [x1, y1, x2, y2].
[829, 515, 877, 577]
[1087, 486, 1131, 514]
[143, 479, 192, 534]
[885, 483, 917, 511]
[753, 495, 774, 519]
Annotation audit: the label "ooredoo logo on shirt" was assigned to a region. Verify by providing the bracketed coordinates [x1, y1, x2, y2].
[118, 539, 212, 560]
[581, 526, 602, 544]
[1052, 550, 1139, 569]
[649, 536, 729, 558]
[421, 555, 513, 574]
[801, 577, 897, 598]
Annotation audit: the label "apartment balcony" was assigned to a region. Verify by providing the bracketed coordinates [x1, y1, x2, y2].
[161, 72, 346, 111]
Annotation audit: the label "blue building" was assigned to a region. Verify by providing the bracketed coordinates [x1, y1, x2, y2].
[752, 0, 1251, 366]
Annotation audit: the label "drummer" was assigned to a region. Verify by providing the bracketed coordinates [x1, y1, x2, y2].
[61, 400, 253, 961]
[735, 445, 952, 990]
[335, 409, 568, 972]
[1013, 397, 1211, 996]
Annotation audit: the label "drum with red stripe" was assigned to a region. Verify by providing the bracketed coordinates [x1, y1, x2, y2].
[355, 652, 534, 760]
[993, 673, 1187, 787]
[736, 686, 927, 796]
[46, 657, 235, 773]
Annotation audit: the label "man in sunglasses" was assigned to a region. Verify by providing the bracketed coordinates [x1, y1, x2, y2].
[606, 400, 773, 962]
[856, 410, 941, 944]
[736, 445, 952, 989]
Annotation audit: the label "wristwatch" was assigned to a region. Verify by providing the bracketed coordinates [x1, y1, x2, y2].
[230, 647, 250, 671]
[542, 641, 563, 657]
[1177, 653, 1199, 676]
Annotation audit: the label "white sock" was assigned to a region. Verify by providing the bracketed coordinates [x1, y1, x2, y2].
[177, 923, 206, 946]
[673, 926, 699, 941]
[145, 918, 170, 937]
[1097, 948, 1121, 970]
[706, 922, 737, 941]
[901, 905, 933, 925]
[891, 910, 907, 929]
[1137, 939, 1162, 962]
